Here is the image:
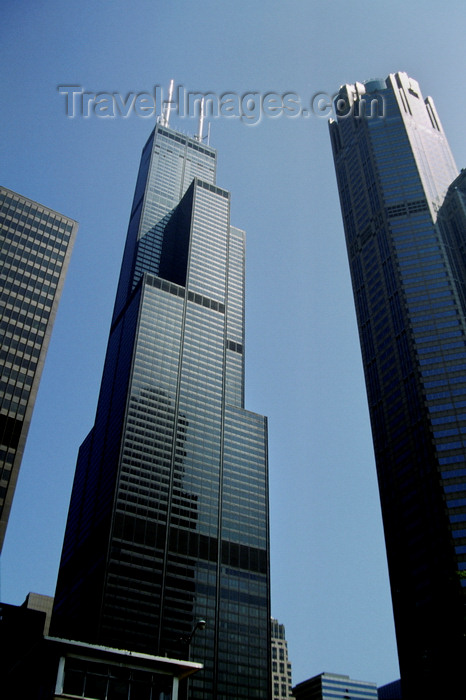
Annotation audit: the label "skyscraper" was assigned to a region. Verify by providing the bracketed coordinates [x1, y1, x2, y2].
[51, 122, 271, 699]
[0, 187, 77, 550]
[270, 617, 293, 699]
[329, 72, 466, 697]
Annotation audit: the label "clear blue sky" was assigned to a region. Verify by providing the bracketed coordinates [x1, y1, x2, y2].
[1, 0, 466, 689]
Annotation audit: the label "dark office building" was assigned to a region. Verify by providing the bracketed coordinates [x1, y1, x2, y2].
[329, 72, 466, 697]
[51, 123, 271, 699]
[378, 679, 402, 700]
[0, 187, 77, 550]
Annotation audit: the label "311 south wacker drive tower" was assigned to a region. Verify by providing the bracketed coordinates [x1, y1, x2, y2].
[51, 119, 271, 699]
[330, 72, 466, 697]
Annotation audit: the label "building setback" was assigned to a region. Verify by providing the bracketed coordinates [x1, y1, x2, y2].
[51, 123, 271, 699]
[329, 72, 466, 697]
[0, 187, 77, 550]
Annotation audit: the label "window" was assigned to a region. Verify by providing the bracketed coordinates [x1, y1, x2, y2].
[60, 657, 173, 699]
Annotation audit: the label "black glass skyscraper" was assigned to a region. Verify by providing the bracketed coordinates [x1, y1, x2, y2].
[52, 123, 271, 699]
[329, 72, 466, 697]
[0, 187, 77, 551]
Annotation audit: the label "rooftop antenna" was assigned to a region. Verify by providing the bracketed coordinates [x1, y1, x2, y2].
[207, 122, 211, 146]
[197, 97, 205, 142]
[161, 79, 174, 127]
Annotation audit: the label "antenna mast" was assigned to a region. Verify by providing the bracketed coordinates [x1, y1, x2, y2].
[161, 79, 174, 127]
[197, 97, 205, 142]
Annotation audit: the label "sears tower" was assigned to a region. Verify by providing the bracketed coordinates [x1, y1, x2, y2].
[330, 73, 466, 697]
[52, 114, 271, 699]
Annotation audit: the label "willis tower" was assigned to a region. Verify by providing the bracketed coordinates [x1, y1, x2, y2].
[52, 107, 271, 699]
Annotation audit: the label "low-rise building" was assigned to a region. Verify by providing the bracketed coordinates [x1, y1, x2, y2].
[293, 672, 378, 700]
[2, 597, 202, 699]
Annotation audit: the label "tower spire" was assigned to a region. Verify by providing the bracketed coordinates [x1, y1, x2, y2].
[197, 97, 205, 142]
[161, 79, 174, 127]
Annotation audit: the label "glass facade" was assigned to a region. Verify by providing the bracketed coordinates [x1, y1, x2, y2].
[0, 186, 77, 550]
[329, 72, 466, 696]
[52, 124, 270, 699]
[293, 673, 378, 700]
